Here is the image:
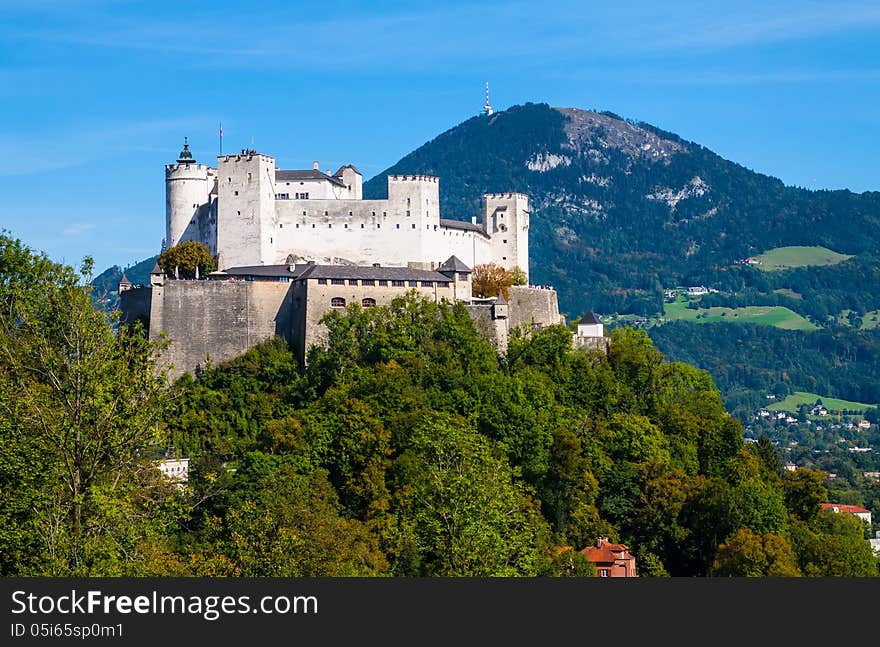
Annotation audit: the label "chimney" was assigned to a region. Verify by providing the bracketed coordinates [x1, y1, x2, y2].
[313, 161, 320, 171]
[372, 262, 380, 267]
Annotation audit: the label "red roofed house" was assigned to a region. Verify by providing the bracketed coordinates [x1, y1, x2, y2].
[820, 503, 872, 525]
[580, 537, 638, 578]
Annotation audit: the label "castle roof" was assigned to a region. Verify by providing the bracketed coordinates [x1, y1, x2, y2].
[494, 291, 508, 305]
[176, 137, 194, 164]
[118, 272, 132, 286]
[439, 218, 488, 237]
[581, 311, 601, 325]
[217, 264, 308, 278]
[150, 261, 163, 275]
[333, 164, 362, 177]
[275, 169, 346, 188]
[297, 264, 455, 283]
[438, 255, 472, 273]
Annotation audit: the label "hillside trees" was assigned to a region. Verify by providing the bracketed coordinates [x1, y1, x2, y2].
[0, 234, 171, 574]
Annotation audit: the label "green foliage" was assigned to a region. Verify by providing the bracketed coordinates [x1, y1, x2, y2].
[0, 234, 171, 575]
[712, 529, 801, 577]
[157, 241, 215, 279]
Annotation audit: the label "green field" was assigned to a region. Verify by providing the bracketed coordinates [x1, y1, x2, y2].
[774, 391, 875, 414]
[772, 288, 803, 300]
[754, 246, 853, 271]
[663, 300, 819, 331]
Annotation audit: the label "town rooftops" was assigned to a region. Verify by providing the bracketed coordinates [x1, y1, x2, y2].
[581, 311, 601, 325]
[820, 503, 870, 514]
[275, 169, 346, 188]
[439, 218, 489, 236]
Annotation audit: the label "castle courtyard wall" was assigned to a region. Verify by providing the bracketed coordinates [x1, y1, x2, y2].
[149, 279, 292, 378]
[507, 286, 563, 331]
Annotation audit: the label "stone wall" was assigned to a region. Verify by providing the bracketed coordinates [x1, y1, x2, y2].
[464, 304, 509, 353]
[119, 286, 152, 326]
[148, 279, 292, 378]
[507, 286, 563, 331]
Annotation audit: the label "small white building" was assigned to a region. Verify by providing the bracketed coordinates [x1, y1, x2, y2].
[157, 457, 190, 485]
[783, 462, 797, 472]
[820, 503, 872, 525]
[869, 531, 880, 557]
[577, 311, 604, 338]
[686, 286, 709, 296]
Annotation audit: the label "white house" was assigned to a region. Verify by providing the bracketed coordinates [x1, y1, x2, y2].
[157, 457, 190, 485]
[577, 311, 604, 338]
[820, 503, 872, 525]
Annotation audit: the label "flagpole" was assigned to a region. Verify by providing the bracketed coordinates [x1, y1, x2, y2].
[219, 122, 223, 156]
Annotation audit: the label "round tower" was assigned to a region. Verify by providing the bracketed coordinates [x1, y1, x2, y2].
[165, 137, 209, 250]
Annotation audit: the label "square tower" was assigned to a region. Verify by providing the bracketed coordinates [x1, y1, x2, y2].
[482, 193, 529, 282]
[216, 152, 277, 269]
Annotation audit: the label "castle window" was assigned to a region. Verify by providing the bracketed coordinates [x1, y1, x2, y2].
[276, 193, 289, 200]
[237, 211, 241, 216]
[331, 279, 345, 285]
[344, 223, 348, 228]
[234, 191, 239, 196]
[279, 223, 283, 228]
[407, 280, 418, 287]
[406, 210, 410, 217]
[458, 273, 468, 281]
[391, 280, 405, 287]
[295, 224, 299, 228]
[438, 281, 450, 287]
[324, 211, 329, 216]
[361, 223, 365, 228]
[502, 256, 507, 260]
[348, 279, 358, 286]
[318, 279, 327, 285]
[396, 224, 400, 229]
[247, 173, 252, 182]
[378, 280, 388, 286]
[371, 211, 375, 217]
[312, 224, 316, 228]
[503, 239, 507, 244]
[406, 198, 410, 207]
[411, 224, 416, 229]
[420, 281, 433, 287]
[383, 212, 387, 217]
[361, 298, 376, 307]
[377, 224, 380, 229]
[331, 297, 346, 308]
[328, 224, 332, 228]
[362, 279, 375, 286]
[349, 211, 353, 216]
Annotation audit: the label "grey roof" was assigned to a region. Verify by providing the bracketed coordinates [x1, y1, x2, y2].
[218, 264, 310, 278]
[333, 164, 362, 177]
[581, 311, 601, 325]
[440, 218, 488, 236]
[298, 264, 453, 282]
[119, 272, 132, 285]
[150, 261, 162, 274]
[438, 255, 472, 273]
[494, 292, 508, 305]
[275, 169, 346, 188]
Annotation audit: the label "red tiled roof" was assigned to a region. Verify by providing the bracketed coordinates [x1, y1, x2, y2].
[820, 503, 870, 514]
[579, 538, 631, 564]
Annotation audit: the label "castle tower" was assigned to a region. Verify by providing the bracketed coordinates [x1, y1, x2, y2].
[387, 174, 441, 260]
[165, 138, 210, 251]
[482, 193, 529, 282]
[216, 150, 277, 269]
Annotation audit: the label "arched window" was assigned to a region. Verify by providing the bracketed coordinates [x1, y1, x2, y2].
[331, 297, 346, 308]
[361, 298, 376, 308]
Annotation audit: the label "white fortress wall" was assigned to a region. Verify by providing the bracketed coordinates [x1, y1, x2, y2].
[165, 162, 211, 249]
[216, 153, 278, 269]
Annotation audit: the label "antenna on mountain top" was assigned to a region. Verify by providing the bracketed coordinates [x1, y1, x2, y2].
[483, 81, 493, 116]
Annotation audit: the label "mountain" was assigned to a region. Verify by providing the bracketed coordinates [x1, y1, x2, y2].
[363, 102, 880, 417]
[91, 254, 158, 310]
[363, 102, 880, 318]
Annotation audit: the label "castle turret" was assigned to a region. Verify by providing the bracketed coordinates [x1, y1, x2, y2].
[482, 192, 529, 283]
[165, 138, 211, 251]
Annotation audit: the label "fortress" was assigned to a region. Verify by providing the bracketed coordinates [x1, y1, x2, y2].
[121, 140, 566, 377]
[165, 139, 529, 277]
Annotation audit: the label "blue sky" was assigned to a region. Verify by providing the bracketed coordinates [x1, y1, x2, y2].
[2, 0, 879, 272]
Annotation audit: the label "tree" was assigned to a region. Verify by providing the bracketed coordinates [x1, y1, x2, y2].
[509, 266, 527, 286]
[157, 241, 215, 279]
[389, 413, 551, 576]
[472, 262, 512, 299]
[0, 236, 170, 573]
[712, 529, 801, 577]
[783, 469, 828, 521]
